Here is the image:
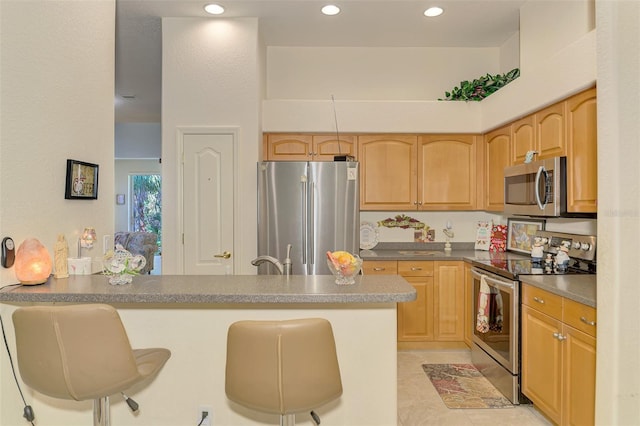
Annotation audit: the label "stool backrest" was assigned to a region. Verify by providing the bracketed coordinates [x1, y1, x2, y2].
[225, 318, 342, 415]
[13, 304, 139, 401]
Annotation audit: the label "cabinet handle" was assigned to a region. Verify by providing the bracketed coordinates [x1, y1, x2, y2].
[410, 267, 422, 271]
[553, 332, 567, 341]
[580, 316, 596, 327]
[373, 267, 386, 271]
[413, 201, 419, 206]
[533, 296, 545, 304]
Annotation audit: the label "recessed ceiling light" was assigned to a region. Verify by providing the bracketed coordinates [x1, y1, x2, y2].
[204, 4, 225, 15]
[424, 6, 444, 17]
[321, 5, 340, 16]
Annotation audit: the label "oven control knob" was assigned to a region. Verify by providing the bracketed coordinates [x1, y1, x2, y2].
[572, 242, 582, 250]
[580, 242, 592, 251]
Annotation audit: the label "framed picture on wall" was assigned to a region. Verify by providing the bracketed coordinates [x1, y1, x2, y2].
[506, 218, 545, 254]
[65, 159, 99, 200]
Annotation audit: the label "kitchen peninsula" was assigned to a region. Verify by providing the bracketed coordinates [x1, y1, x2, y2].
[0, 274, 415, 426]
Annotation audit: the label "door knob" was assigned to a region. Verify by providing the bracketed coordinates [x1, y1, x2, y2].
[214, 251, 231, 259]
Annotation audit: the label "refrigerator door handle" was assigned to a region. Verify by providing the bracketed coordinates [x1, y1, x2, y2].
[301, 178, 308, 266]
[309, 181, 315, 268]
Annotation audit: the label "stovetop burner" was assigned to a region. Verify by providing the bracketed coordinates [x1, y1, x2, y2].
[472, 231, 597, 280]
[471, 257, 595, 280]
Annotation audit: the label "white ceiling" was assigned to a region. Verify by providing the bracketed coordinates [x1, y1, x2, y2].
[115, 0, 525, 123]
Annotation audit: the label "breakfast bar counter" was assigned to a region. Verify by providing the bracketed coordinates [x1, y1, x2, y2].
[0, 273, 416, 304]
[0, 274, 415, 426]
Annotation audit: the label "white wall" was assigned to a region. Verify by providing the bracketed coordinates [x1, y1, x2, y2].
[161, 18, 262, 274]
[0, 0, 115, 424]
[267, 46, 500, 101]
[115, 123, 161, 159]
[114, 159, 162, 232]
[262, 1, 596, 134]
[0, 1, 115, 283]
[595, 1, 640, 423]
[519, 0, 595, 74]
[500, 32, 520, 74]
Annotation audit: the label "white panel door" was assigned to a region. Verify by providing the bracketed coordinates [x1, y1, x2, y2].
[183, 133, 234, 275]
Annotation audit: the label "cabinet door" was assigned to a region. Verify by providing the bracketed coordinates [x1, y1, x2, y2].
[566, 88, 597, 213]
[562, 324, 596, 426]
[537, 102, 566, 158]
[433, 261, 465, 341]
[484, 125, 511, 211]
[512, 115, 536, 164]
[265, 134, 312, 161]
[313, 135, 357, 161]
[418, 135, 478, 210]
[521, 305, 563, 424]
[397, 275, 434, 341]
[463, 263, 473, 348]
[358, 135, 417, 210]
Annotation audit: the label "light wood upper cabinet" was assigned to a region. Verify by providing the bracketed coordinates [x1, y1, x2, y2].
[312, 135, 357, 161]
[264, 134, 312, 161]
[566, 88, 597, 213]
[358, 134, 417, 210]
[512, 103, 566, 164]
[418, 135, 479, 210]
[511, 115, 536, 164]
[521, 284, 596, 426]
[536, 102, 566, 159]
[263, 133, 357, 161]
[483, 125, 511, 211]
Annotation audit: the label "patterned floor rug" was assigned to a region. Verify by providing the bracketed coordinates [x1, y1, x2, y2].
[422, 363, 514, 409]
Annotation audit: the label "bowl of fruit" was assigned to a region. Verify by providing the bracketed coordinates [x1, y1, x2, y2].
[326, 250, 363, 285]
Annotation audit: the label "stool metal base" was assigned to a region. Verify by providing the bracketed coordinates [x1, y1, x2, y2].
[93, 396, 110, 426]
[280, 413, 295, 426]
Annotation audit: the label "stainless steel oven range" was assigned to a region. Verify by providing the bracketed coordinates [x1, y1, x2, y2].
[470, 231, 596, 404]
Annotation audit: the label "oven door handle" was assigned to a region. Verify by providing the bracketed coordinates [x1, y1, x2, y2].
[471, 268, 516, 290]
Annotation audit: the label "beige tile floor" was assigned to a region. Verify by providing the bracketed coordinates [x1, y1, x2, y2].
[398, 350, 552, 426]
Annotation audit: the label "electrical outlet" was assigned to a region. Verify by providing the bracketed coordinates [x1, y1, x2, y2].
[197, 405, 212, 426]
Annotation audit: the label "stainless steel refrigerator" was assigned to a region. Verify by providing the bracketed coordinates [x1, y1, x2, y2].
[257, 161, 359, 275]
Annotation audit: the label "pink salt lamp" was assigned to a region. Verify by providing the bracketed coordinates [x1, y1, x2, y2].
[15, 238, 52, 285]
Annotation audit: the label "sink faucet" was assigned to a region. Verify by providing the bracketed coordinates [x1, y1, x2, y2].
[251, 255, 284, 275]
[251, 244, 292, 276]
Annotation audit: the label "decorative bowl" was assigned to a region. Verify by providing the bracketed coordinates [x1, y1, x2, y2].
[326, 255, 363, 285]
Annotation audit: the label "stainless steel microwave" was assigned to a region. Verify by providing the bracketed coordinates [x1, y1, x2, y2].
[504, 157, 569, 217]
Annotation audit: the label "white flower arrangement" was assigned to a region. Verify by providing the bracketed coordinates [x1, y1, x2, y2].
[103, 244, 146, 285]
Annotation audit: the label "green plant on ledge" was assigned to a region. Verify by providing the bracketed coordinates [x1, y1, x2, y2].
[439, 68, 520, 101]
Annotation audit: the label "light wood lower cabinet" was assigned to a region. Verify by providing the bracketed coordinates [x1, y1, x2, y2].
[363, 260, 465, 348]
[397, 261, 435, 342]
[521, 284, 596, 425]
[463, 262, 473, 348]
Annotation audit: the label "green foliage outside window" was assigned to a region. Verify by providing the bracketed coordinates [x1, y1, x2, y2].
[132, 174, 162, 254]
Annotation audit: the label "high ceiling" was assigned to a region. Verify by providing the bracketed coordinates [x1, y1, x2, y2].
[115, 0, 524, 123]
